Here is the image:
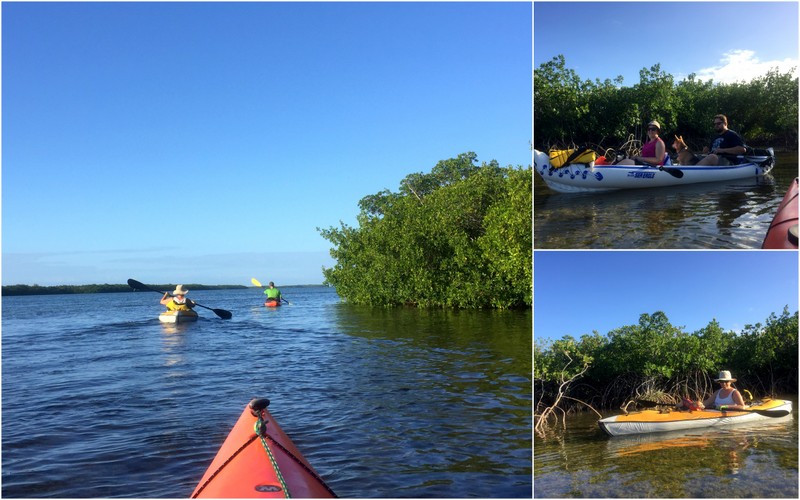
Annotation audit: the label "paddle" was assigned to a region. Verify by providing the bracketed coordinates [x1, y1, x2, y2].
[636, 399, 790, 417]
[127, 279, 232, 319]
[251, 278, 291, 305]
[641, 161, 684, 178]
[659, 165, 684, 178]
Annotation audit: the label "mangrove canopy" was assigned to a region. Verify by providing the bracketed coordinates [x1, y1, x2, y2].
[535, 308, 798, 425]
[534, 54, 799, 151]
[318, 152, 532, 309]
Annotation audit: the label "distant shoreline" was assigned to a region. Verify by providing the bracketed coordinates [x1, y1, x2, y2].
[1, 283, 325, 296]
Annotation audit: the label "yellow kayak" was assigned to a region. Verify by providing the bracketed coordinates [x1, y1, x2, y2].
[158, 310, 199, 323]
[598, 399, 792, 436]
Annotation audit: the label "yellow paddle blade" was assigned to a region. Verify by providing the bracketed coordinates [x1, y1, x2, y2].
[251, 278, 262, 287]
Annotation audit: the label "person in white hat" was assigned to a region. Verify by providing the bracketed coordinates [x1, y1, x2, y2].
[616, 120, 667, 166]
[699, 371, 746, 411]
[160, 285, 196, 312]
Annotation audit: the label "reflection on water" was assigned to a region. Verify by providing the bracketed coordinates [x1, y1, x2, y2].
[534, 151, 799, 248]
[534, 409, 798, 498]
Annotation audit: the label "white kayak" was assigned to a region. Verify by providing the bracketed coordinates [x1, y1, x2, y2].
[158, 310, 199, 323]
[598, 399, 792, 437]
[534, 149, 775, 193]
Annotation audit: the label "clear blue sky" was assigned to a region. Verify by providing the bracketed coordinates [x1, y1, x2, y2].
[2, 2, 532, 286]
[535, 1, 798, 85]
[534, 251, 799, 341]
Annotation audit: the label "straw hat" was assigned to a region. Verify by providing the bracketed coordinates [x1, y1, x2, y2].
[714, 370, 736, 382]
[647, 120, 661, 130]
[172, 285, 189, 295]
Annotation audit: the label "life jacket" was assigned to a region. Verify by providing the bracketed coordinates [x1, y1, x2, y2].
[682, 397, 702, 411]
[167, 297, 193, 311]
[549, 146, 597, 168]
[265, 288, 281, 300]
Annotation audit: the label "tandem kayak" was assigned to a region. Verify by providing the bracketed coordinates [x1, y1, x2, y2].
[762, 177, 799, 249]
[265, 299, 281, 307]
[598, 399, 792, 437]
[534, 149, 775, 193]
[158, 310, 198, 323]
[192, 398, 335, 498]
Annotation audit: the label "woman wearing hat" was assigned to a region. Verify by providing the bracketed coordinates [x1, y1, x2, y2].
[699, 371, 746, 411]
[616, 120, 667, 166]
[160, 285, 196, 312]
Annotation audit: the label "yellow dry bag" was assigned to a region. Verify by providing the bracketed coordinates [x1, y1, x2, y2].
[549, 147, 596, 168]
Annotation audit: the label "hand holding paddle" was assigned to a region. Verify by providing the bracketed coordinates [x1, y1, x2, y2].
[127, 279, 232, 319]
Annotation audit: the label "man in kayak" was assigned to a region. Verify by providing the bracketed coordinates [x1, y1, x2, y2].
[699, 371, 746, 411]
[264, 281, 282, 303]
[160, 285, 196, 311]
[697, 114, 746, 166]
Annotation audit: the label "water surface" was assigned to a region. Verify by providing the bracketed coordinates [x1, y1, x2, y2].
[2, 287, 532, 498]
[534, 407, 797, 498]
[534, 151, 799, 248]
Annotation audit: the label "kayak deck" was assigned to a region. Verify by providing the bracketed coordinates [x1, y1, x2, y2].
[192, 399, 335, 498]
[158, 310, 198, 323]
[762, 177, 799, 249]
[598, 399, 792, 437]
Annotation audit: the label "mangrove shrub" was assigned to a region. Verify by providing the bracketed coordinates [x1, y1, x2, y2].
[534, 54, 799, 150]
[319, 153, 532, 308]
[534, 308, 799, 413]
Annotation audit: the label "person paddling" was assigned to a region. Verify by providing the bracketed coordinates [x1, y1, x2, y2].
[264, 281, 282, 304]
[699, 371, 746, 411]
[160, 285, 196, 311]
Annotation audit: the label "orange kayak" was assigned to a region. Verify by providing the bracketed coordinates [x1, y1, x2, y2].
[264, 299, 281, 307]
[762, 177, 798, 249]
[192, 399, 336, 498]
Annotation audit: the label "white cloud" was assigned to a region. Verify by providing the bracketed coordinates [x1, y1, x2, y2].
[694, 49, 798, 84]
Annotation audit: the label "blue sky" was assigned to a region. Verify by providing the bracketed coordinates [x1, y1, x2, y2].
[534, 251, 799, 341]
[535, 1, 798, 85]
[2, 2, 532, 286]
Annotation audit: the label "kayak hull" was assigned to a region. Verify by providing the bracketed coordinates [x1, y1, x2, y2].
[264, 299, 281, 307]
[158, 310, 198, 323]
[534, 149, 774, 193]
[598, 399, 792, 437]
[762, 177, 799, 249]
[192, 400, 334, 498]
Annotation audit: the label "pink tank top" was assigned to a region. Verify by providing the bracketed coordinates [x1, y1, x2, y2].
[641, 138, 664, 164]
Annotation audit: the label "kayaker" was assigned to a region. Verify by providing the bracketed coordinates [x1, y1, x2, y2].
[697, 114, 746, 166]
[264, 281, 282, 303]
[616, 120, 666, 165]
[160, 285, 196, 311]
[699, 371, 746, 411]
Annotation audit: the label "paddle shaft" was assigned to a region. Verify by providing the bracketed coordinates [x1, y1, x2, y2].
[127, 279, 232, 319]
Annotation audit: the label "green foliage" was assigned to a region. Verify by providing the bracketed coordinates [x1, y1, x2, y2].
[319, 153, 532, 309]
[535, 309, 798, 406]
[534, 55, 799, 149]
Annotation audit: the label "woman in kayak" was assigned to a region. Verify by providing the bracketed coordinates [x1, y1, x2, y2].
[616, 120, 667, 165]
[160, 285, 196, 311]
[699, 371, 746, 411]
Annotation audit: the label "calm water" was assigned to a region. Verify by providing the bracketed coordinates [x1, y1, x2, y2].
[534, 151, 799, 248]
[2, 286, 532, 498]
[534, 407, 798, 498]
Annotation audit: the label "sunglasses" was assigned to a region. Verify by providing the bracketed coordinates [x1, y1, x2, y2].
[647, 127, 658, 131]
[714, 121, 724, 125]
